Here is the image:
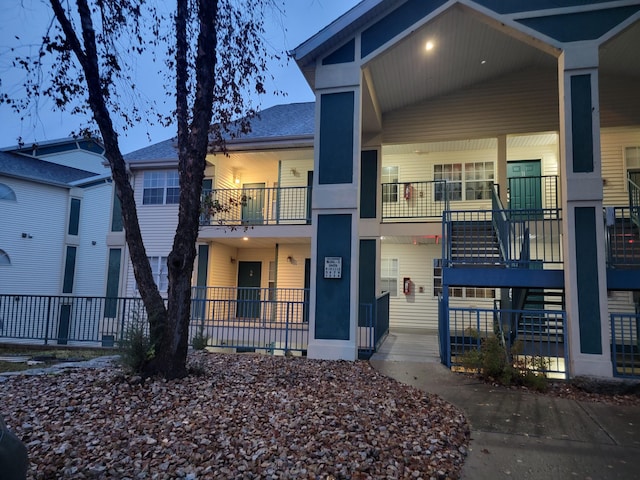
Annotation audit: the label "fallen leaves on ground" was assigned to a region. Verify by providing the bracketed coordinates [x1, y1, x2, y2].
[1, 353, 470, 479]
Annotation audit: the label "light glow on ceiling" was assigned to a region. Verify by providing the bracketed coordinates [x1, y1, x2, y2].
[425, 41, 434, 51]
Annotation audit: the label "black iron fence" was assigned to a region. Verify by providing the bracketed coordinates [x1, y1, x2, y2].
[0, 295, 145, 346]
[0, 290, 389, 357]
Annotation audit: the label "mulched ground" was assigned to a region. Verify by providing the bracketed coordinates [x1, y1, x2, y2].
[1, 353, 470, 479]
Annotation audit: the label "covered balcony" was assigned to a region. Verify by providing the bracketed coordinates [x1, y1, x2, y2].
[200, 185, 311, 226]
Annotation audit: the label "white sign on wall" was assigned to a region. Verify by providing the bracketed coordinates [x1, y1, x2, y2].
[324, 256, 342, 279]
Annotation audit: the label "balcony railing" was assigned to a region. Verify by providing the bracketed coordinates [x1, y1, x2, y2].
[200, 186, 311, 226]
[507, 175, 559, 210]
[381, 180, 449, 222]
[605, 206, 640, 269]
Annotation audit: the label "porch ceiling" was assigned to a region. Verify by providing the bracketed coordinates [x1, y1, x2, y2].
[361, 5, 640, 133]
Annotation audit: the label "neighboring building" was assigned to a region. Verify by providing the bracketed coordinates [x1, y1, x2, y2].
[124, 0, 640, 378]
[0, 138, 116, 343]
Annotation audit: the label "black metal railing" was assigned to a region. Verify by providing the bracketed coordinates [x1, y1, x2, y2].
[381, 180, 449, 222]
[200, 186, 311, 226]
[443, 208, 562, 268]
[507, 175, 559, 210]
[445, 306, 567, 378]
[610, 312, 640, 379]
[605, 206, 640, 268]
[0, 295, 146, 346]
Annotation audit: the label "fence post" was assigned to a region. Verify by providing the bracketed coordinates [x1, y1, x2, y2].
[44, 297, 52, 346]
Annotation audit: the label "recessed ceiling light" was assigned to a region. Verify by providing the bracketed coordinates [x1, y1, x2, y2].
[425, 41, 434, 51]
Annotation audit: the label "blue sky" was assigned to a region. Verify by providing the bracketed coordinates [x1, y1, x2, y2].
[0, 0, 361, 154]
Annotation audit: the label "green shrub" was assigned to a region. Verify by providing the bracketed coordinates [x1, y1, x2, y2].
[191, 325, 210, 350]
[119, 322, 154, 374]
[460, 332, 549, 392]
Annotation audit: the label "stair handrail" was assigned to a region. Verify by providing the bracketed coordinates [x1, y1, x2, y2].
[491, 184, 511, 262]
[628, 173, 640, 229]
[442, 209, 452, 266]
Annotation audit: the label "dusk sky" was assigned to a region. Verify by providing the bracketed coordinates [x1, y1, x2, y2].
[0, 0, 362, 154]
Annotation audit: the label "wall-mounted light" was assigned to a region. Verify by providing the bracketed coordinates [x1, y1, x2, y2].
[21, 233, 33, 239]
[290, 168, 299, 177]
[287, 255, 294, 264]
[230, 257, 236, 264]
[92, 241, 97, 246]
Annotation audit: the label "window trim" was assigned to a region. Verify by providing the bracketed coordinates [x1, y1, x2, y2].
[382, 166, 399, 204]
[148, 256, 169, 291]
[380, 257, 399, 297]
[142, 170, 180, 205]
[0, 249, 10, 265]
[0, 183, 17, 201]
[434, 161, 494, 202]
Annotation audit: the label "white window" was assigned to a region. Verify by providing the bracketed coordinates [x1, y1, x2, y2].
[148, 256, 168, 291]
[382, 166, 399, 203]
[465, 162, 494, 200]
[434, 162, 494, 201]
[142, 171, 180, 205]
[625, 146, 640, 188]
[380, 258, 398, 296]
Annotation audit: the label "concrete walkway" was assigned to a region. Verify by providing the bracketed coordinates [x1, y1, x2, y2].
[370, 331, 640, 480]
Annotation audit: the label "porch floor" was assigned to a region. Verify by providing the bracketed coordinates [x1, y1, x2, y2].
[370, 328, 440, 363]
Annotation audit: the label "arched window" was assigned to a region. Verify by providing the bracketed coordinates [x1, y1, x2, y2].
[0, 250, 10, 265]
[0, 183, 16, 201]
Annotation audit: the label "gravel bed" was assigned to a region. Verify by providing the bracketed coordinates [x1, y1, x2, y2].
[1, 353, 470, 479]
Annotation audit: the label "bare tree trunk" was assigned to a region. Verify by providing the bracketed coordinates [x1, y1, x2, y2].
[142, 0, 219, 378]
[50, 0, 169, 349]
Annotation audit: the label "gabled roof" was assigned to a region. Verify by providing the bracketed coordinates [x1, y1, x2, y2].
[0, 150, 100, 187]
[125, 102, 315, 165]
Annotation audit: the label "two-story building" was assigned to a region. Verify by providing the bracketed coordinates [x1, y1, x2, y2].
[0, 138, 116, 344]
[121, 0, 640, 379]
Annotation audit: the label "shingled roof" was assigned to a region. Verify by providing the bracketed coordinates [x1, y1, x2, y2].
[0, 151, 100, 187]
[125, 102, 315, 164]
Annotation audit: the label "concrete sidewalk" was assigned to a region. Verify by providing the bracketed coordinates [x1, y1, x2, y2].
[370, 358, 640, 480]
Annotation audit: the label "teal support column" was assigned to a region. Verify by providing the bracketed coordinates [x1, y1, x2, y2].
[559, 47, 611, 378]
[308, 88, 361, 361]
[315, 214, 352, 340]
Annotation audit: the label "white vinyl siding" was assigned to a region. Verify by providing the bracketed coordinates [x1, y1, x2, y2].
[381, 243, 440, 330]
[208, 243, 238, 287]
[601, 127, 640, 206]
[276, 244, 310, 289]
[0, 176, 69, 294]
[72, 183, 112, 297]
[383, 68, 559, 144]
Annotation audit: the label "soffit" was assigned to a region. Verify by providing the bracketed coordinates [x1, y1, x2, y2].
[362, 5, 639, 128]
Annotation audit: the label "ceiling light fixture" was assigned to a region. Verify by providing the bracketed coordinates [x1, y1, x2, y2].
[425, 41, 434, 51]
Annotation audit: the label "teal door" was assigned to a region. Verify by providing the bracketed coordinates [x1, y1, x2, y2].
[507, 161, 542, 212]
[242, 183, 265, 225]
[237, 261, 261, 319]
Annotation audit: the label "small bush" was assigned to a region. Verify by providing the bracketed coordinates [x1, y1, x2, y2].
[191, 325, 210, 350]
[460, 332, 549, 392]
[119, 322, 154, 374]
